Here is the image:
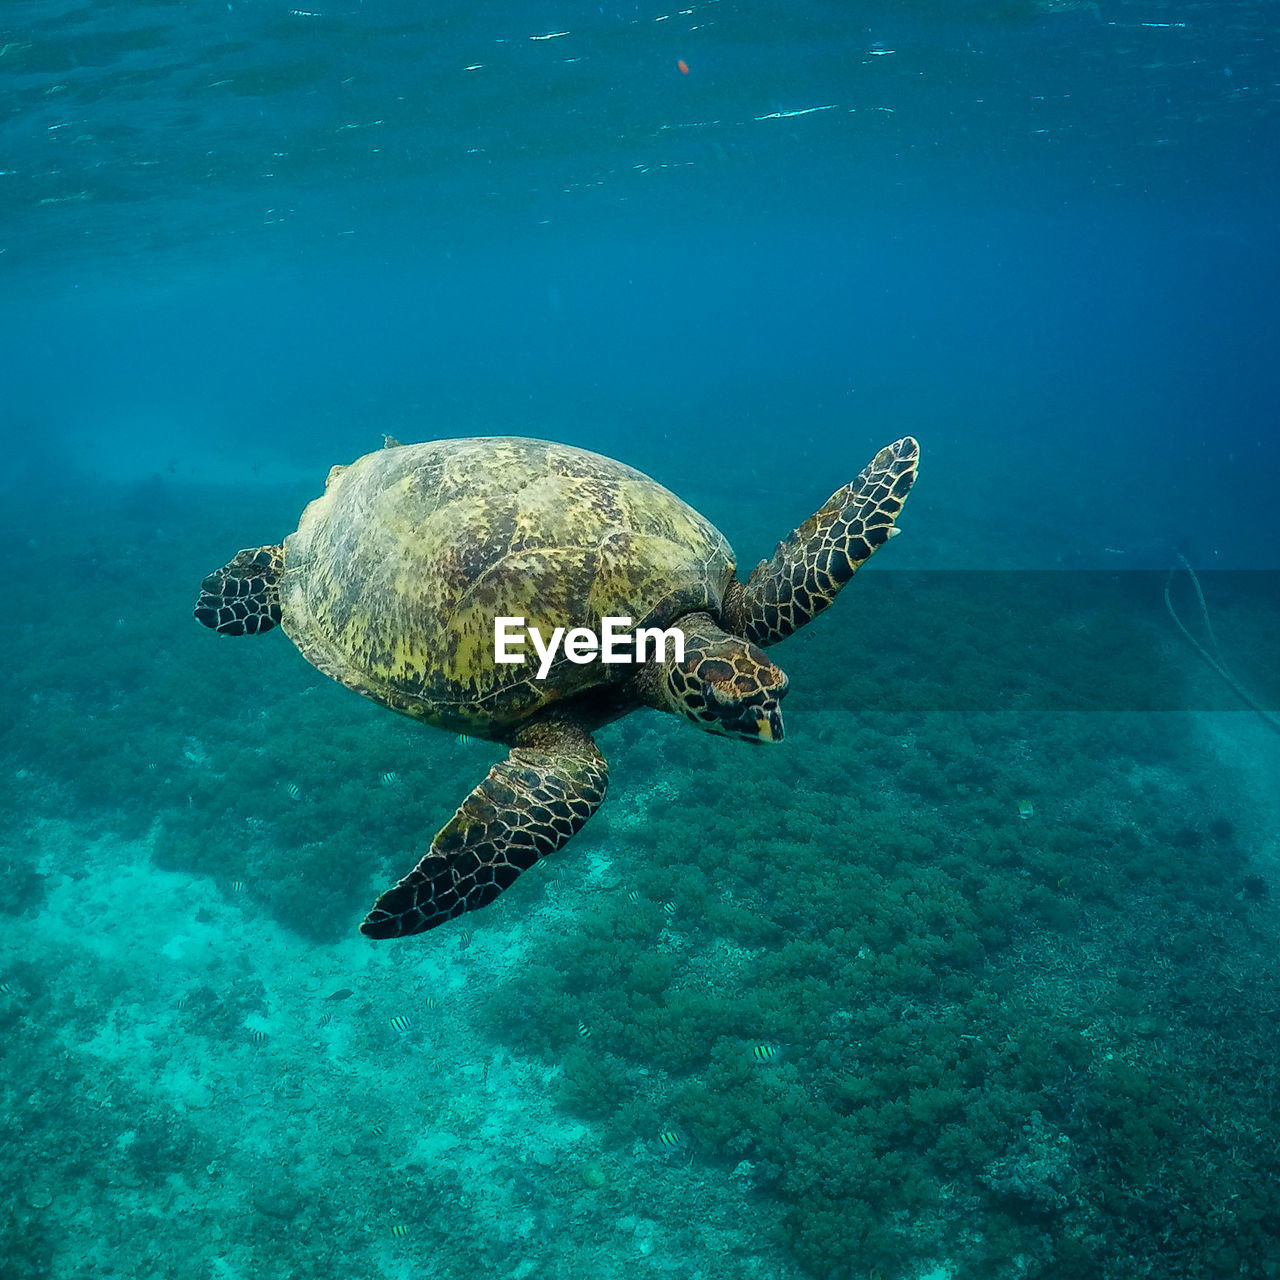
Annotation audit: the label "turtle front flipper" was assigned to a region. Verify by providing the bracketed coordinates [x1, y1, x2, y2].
[360, 721, 608, 939]
[724, 436, 918, 647]
[194, 546, 285, 636]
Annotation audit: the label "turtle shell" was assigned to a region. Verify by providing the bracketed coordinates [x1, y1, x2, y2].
[279, 437, 735, 734]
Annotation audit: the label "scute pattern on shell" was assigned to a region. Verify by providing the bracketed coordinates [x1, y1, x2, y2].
[279, 437, 735, 733]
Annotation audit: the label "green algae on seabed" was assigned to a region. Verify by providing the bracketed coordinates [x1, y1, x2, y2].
[3, 490, 1280, 1280]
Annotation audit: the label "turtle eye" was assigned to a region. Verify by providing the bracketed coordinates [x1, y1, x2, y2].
[702, 679, 735, 709]
[694, 656, 737, 699]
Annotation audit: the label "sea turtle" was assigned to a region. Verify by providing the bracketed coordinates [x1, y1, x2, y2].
[195, 434, 918, 938]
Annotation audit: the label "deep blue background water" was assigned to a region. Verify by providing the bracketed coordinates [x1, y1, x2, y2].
[2, 0, 1277, 567]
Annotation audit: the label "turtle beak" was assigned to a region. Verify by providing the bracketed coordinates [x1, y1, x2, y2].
[706, 696, 785, 743]
[759, 704, 784, 743]
[751, 703, 785, 743]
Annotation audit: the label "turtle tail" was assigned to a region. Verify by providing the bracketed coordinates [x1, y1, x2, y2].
[194, 546, 284, 636]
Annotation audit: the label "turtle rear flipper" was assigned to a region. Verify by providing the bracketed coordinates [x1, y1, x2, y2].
[725, 437, 918, 647]
[360, 722, 608, 939]
[194, 546, 285, 636]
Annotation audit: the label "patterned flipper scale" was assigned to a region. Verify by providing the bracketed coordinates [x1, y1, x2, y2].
[194, 546, 285, 636]
[727, 436, 918, 647]
[360, 726, 608, 938]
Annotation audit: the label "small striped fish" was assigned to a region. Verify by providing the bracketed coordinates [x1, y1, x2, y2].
[656, 1130, 685, 1151]
[229, 880, 246, 894]
[456, 734, 478, 746]
[380, 771, 400, 786]
[317, 1012, 333, 1029]
[661, 901, 677, 916]
[371, 1123, 386, 1137]
[750, 1043, 780, 1063]
[0, 982, 15, 996]
[389, 1014, 412, 1033]
[390, 1223, 408, 1239]
[285, 782, 302, 800]
[626, 889, 642, 905]
[577, 1020, 592, 1039]
[456, 929, 472, 948]
[248, 1029, 268, 1045]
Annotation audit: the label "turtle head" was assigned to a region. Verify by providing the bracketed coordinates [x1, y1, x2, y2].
[655, 615, 788, 743]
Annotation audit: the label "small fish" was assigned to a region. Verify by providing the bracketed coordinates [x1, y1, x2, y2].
[532, 857, 549, 872]
[285, 782, 302, 800]
[390, 1223, 408, 1238]
[626, 889, 641, 905]
[422, 996, 437, 1012]
[0, 982, 14, 996]
[248, 1029, 268, 1044]
[661, 901, 677, 916]
[325, 988, 354, 1002]
[456, 733, 478, 746]
[457, 929, 472, 948]
[380, 771, 400, 786]
[389, 1014, 412, 1033]
[577, 1020, 592, 1038]
[317, 1012, 333, 1029]
[229, 880, 246, 894]
[371, 1122, 386, 1136]
[750, 1043, 780, 1063]
[1017, 799, 1035, 821]
[656, 1130, 685, 1150]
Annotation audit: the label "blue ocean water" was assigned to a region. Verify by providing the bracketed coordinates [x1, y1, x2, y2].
[2, 3, 1278, 1279]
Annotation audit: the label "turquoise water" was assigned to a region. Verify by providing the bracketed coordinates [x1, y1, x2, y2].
[2, 2, 1279, 1278]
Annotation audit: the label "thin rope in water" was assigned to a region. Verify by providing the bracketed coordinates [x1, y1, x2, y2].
[1163, 554, 1280, 732]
